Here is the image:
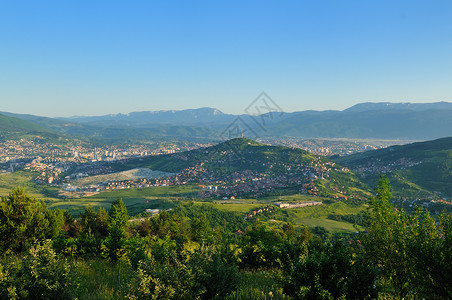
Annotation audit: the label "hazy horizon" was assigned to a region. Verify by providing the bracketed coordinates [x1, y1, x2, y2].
[2, 100, 452, 119]
[1, 1, 451, 117]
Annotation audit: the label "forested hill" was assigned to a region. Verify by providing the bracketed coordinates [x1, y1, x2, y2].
[0, 113, 56, 138]
[266, 108, 452, 140]
[1, 111, 217, 143]
[115, 137, 320, 173]
[112, 138, 369, 200]
[335, 137, 452, 196]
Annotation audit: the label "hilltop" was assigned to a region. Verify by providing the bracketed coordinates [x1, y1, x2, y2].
[110, 138, 369, 201]
[115, 137, 315, 173]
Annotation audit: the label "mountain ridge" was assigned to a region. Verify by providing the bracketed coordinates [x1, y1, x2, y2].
[3, 101, 452, 140]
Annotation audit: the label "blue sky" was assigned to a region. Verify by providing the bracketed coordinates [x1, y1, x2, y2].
[1, 1, 451, 117]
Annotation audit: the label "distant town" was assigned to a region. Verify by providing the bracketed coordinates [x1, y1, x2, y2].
[0, 135, 427, 203]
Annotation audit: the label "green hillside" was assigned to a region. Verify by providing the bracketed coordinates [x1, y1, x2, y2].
[0, 113, 52, 134]
[0, 113, 75, 145]
[1, 111, 217, 143]
[113, 138, 316, 172]
[336, 137, 452, 197]
[111, 138, 370, 201]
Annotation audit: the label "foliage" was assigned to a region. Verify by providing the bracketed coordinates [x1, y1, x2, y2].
[283, 241, 378, 300]
[238, 221, 309, 270]
[75, 206, 107, 258]
[103, 199, 128, 262]
[0, 240, 72, 300]
[0, 188, 63, 253]
[361, 175, 452, 298]
[361, 175, 415, 298]
[127, 245, 239, 300]
[172, 202, 247, 232]
[407, 211, 452, 298]
[0, 186, 452, 298]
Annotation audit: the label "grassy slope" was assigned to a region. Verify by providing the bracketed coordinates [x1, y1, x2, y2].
[0, 113, 58, 139]
[205, 196, 365, 233]
[49, 185, 201, 216]
[0, 171, 60, 200]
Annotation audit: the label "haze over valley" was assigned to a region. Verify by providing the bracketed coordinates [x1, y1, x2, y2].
[1, 1, 452, 298]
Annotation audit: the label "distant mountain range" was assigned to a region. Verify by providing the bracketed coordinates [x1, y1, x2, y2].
[2, 101, 452, 141]
[343, 101, 452, 112]
[59, 108, 235, 127]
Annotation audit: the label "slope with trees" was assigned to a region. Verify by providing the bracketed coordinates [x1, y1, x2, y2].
[335, 137, 452, 197]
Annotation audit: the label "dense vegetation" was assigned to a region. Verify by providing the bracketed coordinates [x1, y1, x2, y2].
[0, 176, 451, 299]
[113, 138, 317, 173]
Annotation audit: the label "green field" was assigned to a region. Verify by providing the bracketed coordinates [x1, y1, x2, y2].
[49, 185, 202, 216]
[0, 171, 60, 200]
[197, 196, 366, 233]
[0, 172, 365, 232]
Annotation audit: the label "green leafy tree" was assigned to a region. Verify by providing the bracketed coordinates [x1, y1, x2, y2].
[76, 205, 108, 257]
[361, 175, 415, 298]
[407, 210, 452, 298]
[0, 240, 72, 300]
[127, 245, 239, 300]
[103, 199, 128, 262]
[239, 221, 283, 269]
[188, 247, 239, 300]
[79, 205, 108, 238]
[0, 188, 63, 253]
[190, 213, 210, 242]
[361, 175, 452, 298]
[283, 241, 377, 300]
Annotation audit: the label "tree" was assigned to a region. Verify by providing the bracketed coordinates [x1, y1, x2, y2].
[407, 210, 452, 298]
[103, 199, 128, 262]
[283, 241, 377, 300]
[0, 188, 63, 253]
[76, 205, 108, 257]
[190, 214, 210, 242]
[0, 240, 72, 299]
[361, 175, 415, 298]
[79, 205, 108, 238]
[239, 221, 284, 269]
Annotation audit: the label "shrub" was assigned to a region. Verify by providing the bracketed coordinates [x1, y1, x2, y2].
[0, 240, 72, 300]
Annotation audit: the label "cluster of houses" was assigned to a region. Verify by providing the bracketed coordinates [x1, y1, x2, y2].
[244, 205, 274, 219]
[58, 149, 355, 200]
[0, 138, 69, 163]
[355, 157, 422, 175]
[258, 138, 387, 156]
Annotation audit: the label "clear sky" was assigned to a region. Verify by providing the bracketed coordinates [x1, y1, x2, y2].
[1, 1, 451, 117]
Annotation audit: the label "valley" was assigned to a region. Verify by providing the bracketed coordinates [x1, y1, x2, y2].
[2, 126, 452, 236]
